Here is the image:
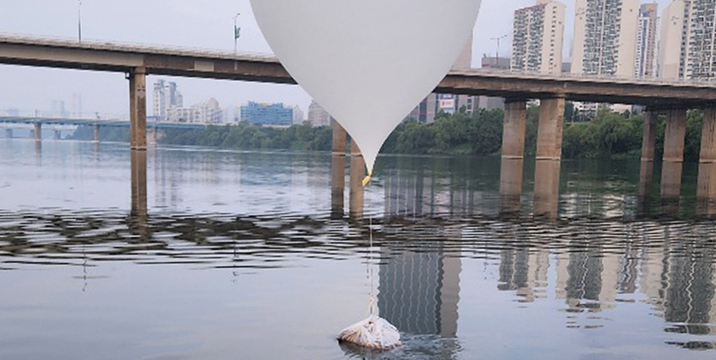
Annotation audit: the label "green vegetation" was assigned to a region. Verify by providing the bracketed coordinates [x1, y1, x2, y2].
[562, 108, 703, 161]
[380, 109, 505, 155]
[69, 106, 706, 163]
[161, 122, 333, 151]
[68, 126, 129, 142]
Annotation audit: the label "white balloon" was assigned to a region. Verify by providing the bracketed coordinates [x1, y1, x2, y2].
[250, 0, 482, 176]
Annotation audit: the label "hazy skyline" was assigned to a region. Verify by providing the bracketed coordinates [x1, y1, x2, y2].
[0, 0, 670, 118]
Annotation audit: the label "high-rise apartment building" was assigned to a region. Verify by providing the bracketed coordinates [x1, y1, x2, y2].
[292, 105, 304, 125]
[172, 98, 223, 124]
[635, 3, 658, 78]
[511, 0, 566, 75]
[153, 79, 183, 121]
[658, 0, 691, 79]
[658, 0, 716, 81]
[571, 0, 640, 77]
[685, 0, 716, 79]
[307, 100, 331, 127]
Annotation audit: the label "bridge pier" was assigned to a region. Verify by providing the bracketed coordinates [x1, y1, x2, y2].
[4, 129, 11, 139]
[331, 120, 347, 218]
[131, 150, 148, 217]
[534, 97, 565, 218]
[499, 99, 527, 213]
[639, 110, 659, 198]
[697, 107, 716, 213]
[93, 123, 100, 143]
[53, 130, 61, 140]
[349, 140, 365, 220]
[34, 123, 41, 142]
[129, 67, 147, 151]
[661, 108, 687, 200]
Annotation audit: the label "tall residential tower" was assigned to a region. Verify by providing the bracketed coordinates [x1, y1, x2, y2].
[635, 3, 659, 78]
[571, 0, 640, 77]
[658, 0, 716, 81]
[511, 0, 566, 75]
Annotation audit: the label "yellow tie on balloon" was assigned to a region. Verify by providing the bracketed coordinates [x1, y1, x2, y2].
[250, 0, 482, 187]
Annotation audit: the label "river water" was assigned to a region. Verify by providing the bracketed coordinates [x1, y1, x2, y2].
[1, 139, 715, 360]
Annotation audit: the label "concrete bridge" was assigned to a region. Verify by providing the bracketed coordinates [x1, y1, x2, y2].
[2, 35, 716, 216]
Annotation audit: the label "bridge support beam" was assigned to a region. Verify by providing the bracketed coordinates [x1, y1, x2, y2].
[639, 110, 659, 198]
[661, 108, 687, 200]
[697, 107, 716, 212]
[331, 120, 347, 218]
[129, 67, 147, 151]
[349, 140, 365, 220]
[500, 99, 527, 213]
[34, 123, 41, 142]
[5, 129, 11, 139]
[534, 97, 565, 218]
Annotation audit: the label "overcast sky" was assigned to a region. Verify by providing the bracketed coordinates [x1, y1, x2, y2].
[0, 0, 671, 119]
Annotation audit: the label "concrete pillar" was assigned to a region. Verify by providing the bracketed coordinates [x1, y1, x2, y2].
[129, 67, 147, 151]
[500, 100, 527, 212]
[349, 140, 365, 220]
[534, 97, 564, 219]
[93, 123, 100, 143]
[34, 123, 42, 142]
[536, 97, 565, 161]
[639, 110, 659, 198]
[4, 129, 12, 139]
[34, 141, 42, 166]
[534, 159, 561, 219]
[660, 108, 687, 199]
[697, 107, 716, 212]
[331, 120, 347, 218]
[131, 150, 148, 217]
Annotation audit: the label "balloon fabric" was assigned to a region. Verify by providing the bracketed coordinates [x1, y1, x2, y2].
[250, 0, 482, 179]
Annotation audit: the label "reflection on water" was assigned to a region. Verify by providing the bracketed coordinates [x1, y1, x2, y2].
[2, 211, 716, 358]
[1, 140, 716, 359]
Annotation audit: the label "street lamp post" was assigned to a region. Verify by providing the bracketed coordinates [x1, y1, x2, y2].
[233, 12, 241, 55]
[490, 34, 508, 68]
[78, 0, 83, 43]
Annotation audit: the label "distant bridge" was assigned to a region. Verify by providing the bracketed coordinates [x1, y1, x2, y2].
[0, 116, 209, 129]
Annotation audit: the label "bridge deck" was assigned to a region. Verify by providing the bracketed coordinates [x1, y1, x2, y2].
[1, 35, 715, 107]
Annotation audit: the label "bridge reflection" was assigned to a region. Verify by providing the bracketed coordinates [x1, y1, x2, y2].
[1, 211, 715, 348]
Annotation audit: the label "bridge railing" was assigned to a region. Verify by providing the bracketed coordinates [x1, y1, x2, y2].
[453, 67, 716, 88]
[0, 108, 128, 121]
[0, 32, 277, 62]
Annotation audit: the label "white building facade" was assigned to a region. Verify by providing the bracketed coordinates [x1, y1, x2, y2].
[511, 0, 566, 75]
[571, 0, 640, 78]
[658, 0, 716, 81]
[635, 3, 659, 78]
[153, 79, 183, 122]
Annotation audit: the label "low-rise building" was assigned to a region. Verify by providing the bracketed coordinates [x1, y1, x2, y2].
[240, 102, 293, 126]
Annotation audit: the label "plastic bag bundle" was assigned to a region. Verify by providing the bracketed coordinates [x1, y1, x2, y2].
[337, 315, 401, 350]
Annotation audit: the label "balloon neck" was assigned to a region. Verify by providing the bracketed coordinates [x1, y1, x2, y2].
[362, 172, 372, 187]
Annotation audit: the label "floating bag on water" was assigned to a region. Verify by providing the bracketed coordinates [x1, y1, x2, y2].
[337, 315, 401, 350]
[249, 0, 482, 179]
